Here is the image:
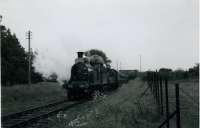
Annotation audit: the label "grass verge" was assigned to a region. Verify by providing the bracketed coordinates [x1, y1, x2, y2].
[47, 78, 162, 128]
[1, 82, 66, 116]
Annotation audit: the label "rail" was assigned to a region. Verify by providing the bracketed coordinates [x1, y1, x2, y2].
[2, 100, 85, 128]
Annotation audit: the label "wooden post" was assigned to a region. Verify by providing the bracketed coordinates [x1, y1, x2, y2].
[152, 72, 154, 93]
[157, 72, 160, 104]
[154, 72, 156, 98]
[157, 74, 160, 111]
[156, 72, 160, 113]
[160, 76, 164, 115]
[175, 83, 181, 128]
[154, 72, 157, 97]
[165, 78, 169, 128]
[156, 72, 158, 103]
[155, 72, 157, 98]
[150, 72, 153, 91]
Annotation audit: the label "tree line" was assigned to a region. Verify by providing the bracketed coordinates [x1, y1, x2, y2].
[2, 25, 198, 85]
[141, 64, 199, 81]
[158, 64, 199, 80]
[1, 25, 43, 86]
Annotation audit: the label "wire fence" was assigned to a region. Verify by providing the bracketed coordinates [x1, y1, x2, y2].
[147, 71, 181, 128]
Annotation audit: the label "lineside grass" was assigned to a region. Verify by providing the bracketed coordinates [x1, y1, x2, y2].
[83, 79, 161, 128]
[47, 78, 162, 128]
[167, 79, 199, 128]
[1, 82, 66, 116]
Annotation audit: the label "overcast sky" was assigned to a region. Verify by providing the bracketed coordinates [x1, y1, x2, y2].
[0, 0, 199, 80]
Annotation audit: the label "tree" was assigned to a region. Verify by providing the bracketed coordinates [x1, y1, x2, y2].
[159, 68, 173, 79]
[1, 25, 43, 86]
[85, 49, 111, 66]
[174, 68, 185, 79]
[159, 68, 172, 72]
[188, 63, 199, 77]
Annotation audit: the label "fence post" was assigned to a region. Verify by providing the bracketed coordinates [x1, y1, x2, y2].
[154, 72, 157, 100]
[175, 83, 181, 128]
[160, 76, 164, 115]
[155, 71, 159, 113]
[152, 72, 155, 96]
[150, 72, 152, 90]
[157, 72, 160, 105]
[155, 72, 157, 98]
[151, 72, 153, 86]
[165, 78, 169, 128]
[156, 71, 158, 102]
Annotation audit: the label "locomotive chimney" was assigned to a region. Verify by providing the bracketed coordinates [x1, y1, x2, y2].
[77, 52, 84, 58]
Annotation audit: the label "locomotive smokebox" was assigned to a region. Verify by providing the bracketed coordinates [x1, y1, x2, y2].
[77, 52, 84, 58]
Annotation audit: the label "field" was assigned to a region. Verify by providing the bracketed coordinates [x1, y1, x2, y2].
[1, 82, 66, 116]
[167, 79, 199, 128]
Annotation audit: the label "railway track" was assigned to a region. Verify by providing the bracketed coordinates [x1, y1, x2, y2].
[2, 100, 85, 128]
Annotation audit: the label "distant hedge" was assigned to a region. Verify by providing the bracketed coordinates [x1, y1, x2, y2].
[141, 64, 199, 81]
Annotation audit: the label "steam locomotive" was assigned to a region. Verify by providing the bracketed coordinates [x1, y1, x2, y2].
[64, 52, 119, 100]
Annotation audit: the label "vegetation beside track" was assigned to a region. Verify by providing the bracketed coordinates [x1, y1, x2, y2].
[47, 78, 161, 128]
[2, 78, 198, 128]
[1, 82, 66, 116]
[167, 79, 199, 128]
[45, 78, 198, 128]
[83, 79, 161, 128]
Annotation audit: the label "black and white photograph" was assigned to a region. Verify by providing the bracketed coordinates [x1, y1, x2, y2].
[0, 0, 199, 128]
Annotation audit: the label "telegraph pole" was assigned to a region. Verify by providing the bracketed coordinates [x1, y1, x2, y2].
[26, 30, 32, 86]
